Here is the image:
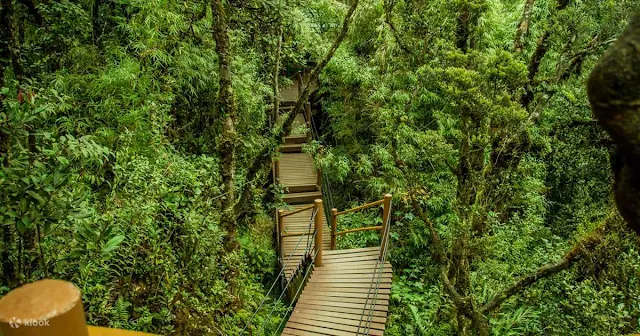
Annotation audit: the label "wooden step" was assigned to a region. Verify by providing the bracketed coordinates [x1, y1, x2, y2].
[285, 135, 308, 145]
[284, 191, 323, 204]
[285, 184, 319, 193]
[281, 86, 299, 103]
[282, 143, 304, 153]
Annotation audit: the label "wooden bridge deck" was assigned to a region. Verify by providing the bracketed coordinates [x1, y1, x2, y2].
[282, 247, 392, 336]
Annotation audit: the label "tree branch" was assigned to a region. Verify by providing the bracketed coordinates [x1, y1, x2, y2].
[383, 0, 416, 56]
[271, 23, 283, 126]
[233, 0, 360, 216]
[481, 216, 615, 314]
[521, 1, 572, 108]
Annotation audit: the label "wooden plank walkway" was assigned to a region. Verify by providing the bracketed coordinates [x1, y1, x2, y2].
[282, 247, 392, 336]
[277, 86, 323, 280]
[276, 73, 392, 335]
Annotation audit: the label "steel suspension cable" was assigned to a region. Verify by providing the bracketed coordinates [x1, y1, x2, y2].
[356, 201, 393, 335]
[239, 208, 318, 335]
[272, 229, 321, 335]
[304, 207, 315, 255]
[362, 210, 393, 335]
[261, 224, 320, 334]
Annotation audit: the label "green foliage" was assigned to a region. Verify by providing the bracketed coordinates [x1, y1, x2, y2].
[315, 0, 640, 335]
[2, 0, 640, 334]
[0, 0, 345, 333]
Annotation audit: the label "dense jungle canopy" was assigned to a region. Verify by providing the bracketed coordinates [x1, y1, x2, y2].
[2, 0, 640, 335]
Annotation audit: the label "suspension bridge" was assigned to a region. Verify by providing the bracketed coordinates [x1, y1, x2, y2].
[254, 70, 394, 335]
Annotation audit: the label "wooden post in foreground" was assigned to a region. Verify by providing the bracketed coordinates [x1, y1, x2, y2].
[330, 208, 338, 250]
[0, 280, 156, 336]
[314, 199, 324, 267]
[379, 194, 392, 260]
[0, 279, 89, 336]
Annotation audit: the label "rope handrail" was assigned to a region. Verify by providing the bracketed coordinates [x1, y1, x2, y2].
[363, 212, 392, 334]
[356, 200, 392, 335]
[239, 207, 318, 336]
[307, 105, 336, 225]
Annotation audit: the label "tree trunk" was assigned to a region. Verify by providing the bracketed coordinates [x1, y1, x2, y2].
[1, 225, 15, 286]
[211, 0, 239, 252]
[272, 24, 282, 126]
[456, 5, 471, 53]
[0, 0, 23, 84]
[514, 0, 536, 53]
[92, 0, 103, 45]
[588, 12, 640, 234]
[18, 0, 42, 26]
[521, 31, 551, 108]
[410, 194, 490, 336]
[0, 0, 12, 99]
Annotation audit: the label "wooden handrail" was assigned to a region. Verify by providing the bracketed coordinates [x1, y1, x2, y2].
[280, 204, 315, 218]
[330, 194, 393, 251]
[334, 226, 382, 236]
[335, 199, 384, 216]
[278, 209, 284, 259]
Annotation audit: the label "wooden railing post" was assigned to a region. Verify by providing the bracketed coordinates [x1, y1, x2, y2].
[305, 102, 312, 125]
[314, 199, 323, 267]
[379, 193, 392, 260]
[274, 156, 280, 181]
[278, 210, 284, 260]
[306, 102, 313, 142]
[331, 208, 338, 250]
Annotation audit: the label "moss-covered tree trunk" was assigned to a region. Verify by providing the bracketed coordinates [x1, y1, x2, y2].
[514, 0, 536, 52]
[211, 0, 239, 252]
[588, 12, 640, 234]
